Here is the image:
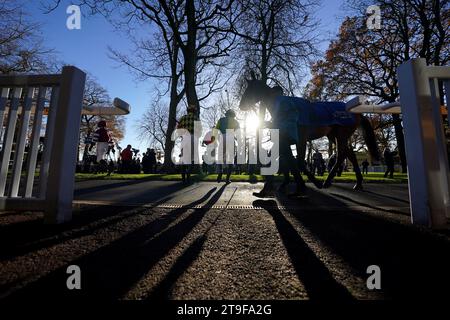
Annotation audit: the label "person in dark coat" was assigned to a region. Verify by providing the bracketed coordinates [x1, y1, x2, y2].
[142, 148, 151, 173]
[312, 151, 324, 176]
[383, 148, 396, 178]
[362, 159, 369, 175]
[148, 148, 157, 173]
[120, 145, 133, 173]
[215, 109, 240, 183]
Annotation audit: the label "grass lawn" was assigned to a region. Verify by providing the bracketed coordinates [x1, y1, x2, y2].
[75, 172, 408, 183]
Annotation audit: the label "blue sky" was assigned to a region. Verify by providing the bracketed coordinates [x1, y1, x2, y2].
[26, 0, 346, 149]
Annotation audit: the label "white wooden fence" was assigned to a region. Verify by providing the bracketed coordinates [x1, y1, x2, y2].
[397, 59, 450, 229]
[0, 66, 86, 224]
[347, 58, 450, 229]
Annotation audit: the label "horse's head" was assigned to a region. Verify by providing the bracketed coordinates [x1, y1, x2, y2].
[239, 72, 270, 111]
[239, 72, 284, 113]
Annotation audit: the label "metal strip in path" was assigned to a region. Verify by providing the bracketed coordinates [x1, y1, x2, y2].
[73, 199, 409, 212]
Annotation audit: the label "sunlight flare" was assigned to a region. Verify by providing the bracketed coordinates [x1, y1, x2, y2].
[245, 112, 260, 132]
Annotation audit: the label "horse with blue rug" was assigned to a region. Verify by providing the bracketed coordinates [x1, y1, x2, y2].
[239, 73, 379, 197]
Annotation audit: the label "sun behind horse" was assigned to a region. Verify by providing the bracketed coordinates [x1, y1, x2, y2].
[239, 74, 379, 191]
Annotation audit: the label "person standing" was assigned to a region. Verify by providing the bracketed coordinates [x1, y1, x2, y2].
[177, 105, 200, 183]
[215, 109, 240, 183]
[120, 145, 133, 174]
[362, 159, 369, 175]
[148, 148, 157, 173]
[312, 151, 323, 176]
[142, 148, 150, 173]
[383, 148, 397, 179]
[92, 120, 111, 163]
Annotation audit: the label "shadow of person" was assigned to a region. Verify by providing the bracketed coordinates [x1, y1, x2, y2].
[146, 234, 207, 300]
[145, 184, 229, 299]
[1, 183, 194, 261]
[0, 180, 191, 261]
[3, 186, 229, 300]
[275, 188, 450, 299]
[253, 199, 354, 301]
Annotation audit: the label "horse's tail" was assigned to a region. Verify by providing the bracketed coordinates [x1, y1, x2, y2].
[359, 115, 380, 162]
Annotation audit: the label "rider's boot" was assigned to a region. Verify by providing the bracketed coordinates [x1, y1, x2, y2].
[253, 182, 276, 198]
[290, 182, 307, 197]
[278, 182, 289, 194]
[225, 166, 232, 184]
[278, 171, 290, 194]
[353, 183, 363, 190]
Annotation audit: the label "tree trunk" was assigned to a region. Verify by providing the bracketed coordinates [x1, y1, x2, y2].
[163, 95, 179, 171]
[164, 40, 182, 171]
[392, 113, 407, 173]
[257, 45, 269, 163]
[184, 0, 199, 115]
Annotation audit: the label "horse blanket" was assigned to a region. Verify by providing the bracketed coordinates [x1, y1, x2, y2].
[271, 96, 357, 143]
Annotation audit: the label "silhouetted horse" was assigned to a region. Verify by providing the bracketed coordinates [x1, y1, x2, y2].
[239, 75, 379, 190]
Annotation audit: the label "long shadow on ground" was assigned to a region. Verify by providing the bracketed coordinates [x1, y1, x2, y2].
[253, 199, 354, 301]
[147, 234, 207, 300]
[0, 182, 191, 261]
[73, 178, 175, 196]
[275, 187, 450, 300]
[2, 185, 227, 300]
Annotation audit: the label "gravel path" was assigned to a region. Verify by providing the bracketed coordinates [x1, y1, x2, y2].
[1, 183, 449, 300]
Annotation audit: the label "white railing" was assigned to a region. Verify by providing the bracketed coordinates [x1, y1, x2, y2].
[346, 58, 450, 228]
[397, 59, 450, 228]
[0, 66, 86, 223]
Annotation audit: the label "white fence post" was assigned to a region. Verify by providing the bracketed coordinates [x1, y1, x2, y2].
[24, 87, 47, 197]
[0, 88, 22, 196]
[44, 66, 86, 223]
[9, 88, 34, 197]
[38, 87, 59, 199]
[397, 58, 450, 228]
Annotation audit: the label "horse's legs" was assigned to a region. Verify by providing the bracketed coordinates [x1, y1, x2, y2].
[323, 137, 347, 188]
[280, 140, 306, 194]
[279, 170, 290, 191]
[346, 146, 364, 190]
[297, 127, 322, 189]
[296, 128, 307, 172]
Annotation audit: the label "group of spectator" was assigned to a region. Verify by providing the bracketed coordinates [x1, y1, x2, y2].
[119, 145, 159, 174]
[309, 147, 398, 179]
[79, 120, 160, 174]
[85, 116, 399, 179]
[361, 147, 397, 178]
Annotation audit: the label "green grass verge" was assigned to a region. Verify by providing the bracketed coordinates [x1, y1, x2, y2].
[75, 172, 408, 183]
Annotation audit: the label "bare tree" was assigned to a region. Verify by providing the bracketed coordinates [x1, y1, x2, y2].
[201, 91, 238, 129]
[136, 100, 179, 151]
[0, 0, 54, 74]
[306, 1, 449, 172]
[226, 0, 319, 162]
[45, 0, 239, 169]
[231, 0, 319, 92]
[46, 0, 238, 115]
[109, 13, 185, 169]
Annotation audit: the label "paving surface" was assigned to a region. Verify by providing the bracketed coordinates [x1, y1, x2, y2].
[1, 180, 450, 300]
[73, 180, 411, 212]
